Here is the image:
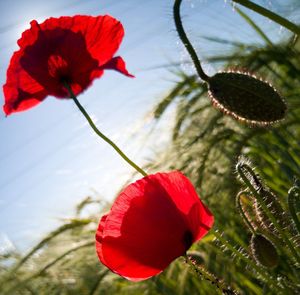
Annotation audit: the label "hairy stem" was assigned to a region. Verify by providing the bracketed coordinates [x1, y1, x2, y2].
[173, 0, 210, 81]
[213, 230, 286, 292]
[236, 163, 300, 264]
[184, 254, 237, 294]
[288, 186, 300, 233]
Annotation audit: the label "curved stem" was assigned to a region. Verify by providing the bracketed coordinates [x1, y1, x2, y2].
[184, 254, 236, 294]
[212, 230, 286, 292]
[232, 0, 300, 35]
[236, 163, 300, 264]
[65, 84, 147, 177]
[173, 0, 210, 82]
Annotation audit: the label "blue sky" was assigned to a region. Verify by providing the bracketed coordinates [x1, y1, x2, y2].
[0, 0, 296, 253]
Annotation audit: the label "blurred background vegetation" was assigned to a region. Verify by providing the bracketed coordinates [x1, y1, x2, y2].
[1, 1, 300, 294]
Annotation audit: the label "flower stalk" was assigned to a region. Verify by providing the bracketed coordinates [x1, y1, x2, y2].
[64, 83, 148, 177]
[173, 0, 209, 82]
[184, 254, 237, 294]
[236, 162, 300, 264]
[212, 230, 286, 292]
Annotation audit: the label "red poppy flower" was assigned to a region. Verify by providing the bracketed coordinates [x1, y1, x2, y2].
[95, 171, 214, 281]
[3, 15, 133, 115]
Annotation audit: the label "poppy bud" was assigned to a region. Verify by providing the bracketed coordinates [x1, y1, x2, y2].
[207, 72, 287, 125]
[250, 234, 279, 268]
[235, 158, 263, 192]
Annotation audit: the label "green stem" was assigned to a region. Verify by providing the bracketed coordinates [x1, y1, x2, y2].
[173, 0, 210, 82]
[184, 255, 236, 294]
[236, 163, 300, 264]
[288, 186, 300, 233]
[212, 230, 286, 292]
[232, 0, 300, 35]
[64, 84, 147, 177]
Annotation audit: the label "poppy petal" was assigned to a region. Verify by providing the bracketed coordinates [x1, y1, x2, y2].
[33, 15, 125, 67]
[3, 15, 131, 114]
[154, 171, 214, 241]
[95, 171, 214, 281]
[102, 56, 134, 78]
[95, 213, 109, 265]
[3, 51, 47, 115]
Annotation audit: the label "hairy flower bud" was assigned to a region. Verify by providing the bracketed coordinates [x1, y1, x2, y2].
[250, 234, 279, 268]
[208, 72, 287, 125]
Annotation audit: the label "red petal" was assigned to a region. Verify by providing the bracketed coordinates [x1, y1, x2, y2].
[102, 56, 134, 78]
[95, 171, 214, 281]
[3, 51, 47, 115]
[95, 213, 109, 266]
[33, 15, 125, 67]
[17, 19, 103, 98]
[3, 15, 130, 114]
[155, 171, 214, 241]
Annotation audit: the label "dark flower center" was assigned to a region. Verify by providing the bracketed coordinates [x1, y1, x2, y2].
[183, 230, 193, 251]
[47, 54, 70, 83]
[20, 28, 99, 98]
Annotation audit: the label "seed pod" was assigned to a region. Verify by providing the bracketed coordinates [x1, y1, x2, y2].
[250, 234, 279, 268]
[207, 72, 287, 125]
[235, 159, 264, 192]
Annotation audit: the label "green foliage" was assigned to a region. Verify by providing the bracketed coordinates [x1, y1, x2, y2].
[1, 2, 300, 295]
